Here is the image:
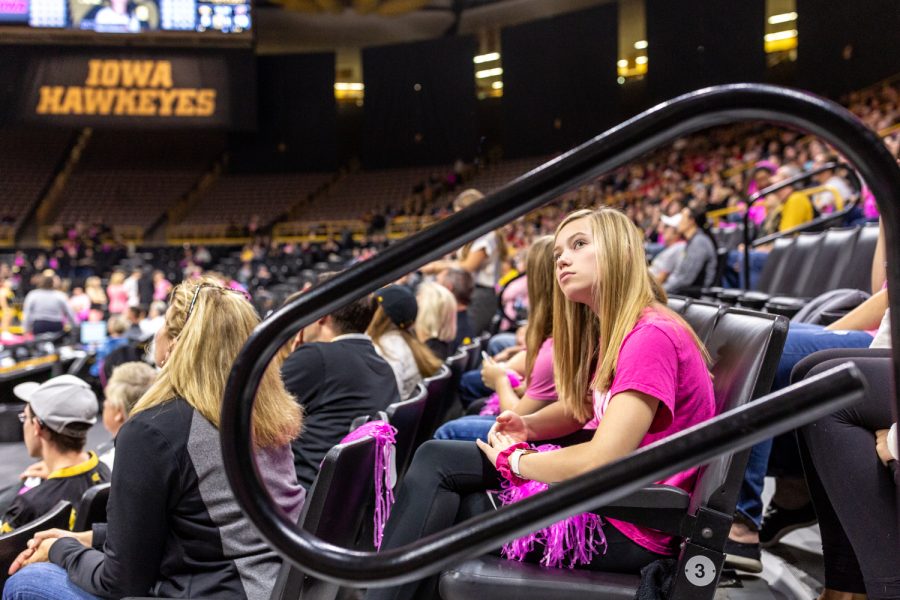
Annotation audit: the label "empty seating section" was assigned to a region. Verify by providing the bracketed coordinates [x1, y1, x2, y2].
[294, 166, 437, 221]
[0, 128, 73, 234]
[463, 157, 550, 194]
[54, 130, 225, 229]
[180, 172, 331, 225]
[716, 223, 879, 315]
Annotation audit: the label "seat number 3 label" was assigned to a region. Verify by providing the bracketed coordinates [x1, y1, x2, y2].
[684, 555, 716, 586]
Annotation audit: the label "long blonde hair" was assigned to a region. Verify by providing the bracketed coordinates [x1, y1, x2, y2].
[523, 236, 555, 384]
[131, 277, 302, 448]
[553, 209, 709, 422]
[368, 306, 442, 378]
[415, 282, 457, 344]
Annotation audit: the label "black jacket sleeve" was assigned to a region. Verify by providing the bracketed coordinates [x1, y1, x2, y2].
[49, 418, 178, 599]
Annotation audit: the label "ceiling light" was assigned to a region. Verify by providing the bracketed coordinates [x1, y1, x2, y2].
[491, 81, 503, 89]
[617, 59, 628, 68]
[634, 40, 648, 50]
[334, 82, 364, 91]
[764, 29, 798, 42]
[475, 67, 503, 79]
[768, 12, 797, 24]
[635, 55, 648, 65]
[473, 52, 500, 64]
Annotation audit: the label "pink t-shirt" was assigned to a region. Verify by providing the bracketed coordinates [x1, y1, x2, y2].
[525, 338, 556, 401]
[592, 309, 715, 555]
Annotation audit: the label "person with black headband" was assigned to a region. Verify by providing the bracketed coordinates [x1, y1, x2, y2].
[663, 205, 718, 295]
[368, 285, 442, 400]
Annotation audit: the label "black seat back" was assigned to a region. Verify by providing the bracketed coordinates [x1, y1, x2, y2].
[416, 365, 453, 449]
[781, 232, 825, 296]
[271, 437, 377, 600]
[837, 222, 879, 292]
[689, 308, 787, 516]
[680, 300, 722, 346]
[460, 339, 482, 372]
[73, 483, 111, 532]
[818, 226, 863, 293]
[756, 236, 796, 294]
[382, 383, 428, 481]
[666, 295, 690, 315]
[0, 501, 73, 588]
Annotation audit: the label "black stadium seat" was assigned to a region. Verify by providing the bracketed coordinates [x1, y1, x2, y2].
[73, 483, 111, 532]
[380, 383, 428, 483]
[0, 501, 73, 588]
[416, 365, 453, 449]
[439, 308, 787, 600]
[679, 299, 723, 346]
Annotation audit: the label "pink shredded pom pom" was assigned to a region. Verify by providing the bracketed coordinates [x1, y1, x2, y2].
[341, 420, 397, 550]
[497, 444, 607, 568]
[480, 372, 522, 416]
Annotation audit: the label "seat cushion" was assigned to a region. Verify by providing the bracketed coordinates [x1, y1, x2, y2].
[439, 556, 639, 600]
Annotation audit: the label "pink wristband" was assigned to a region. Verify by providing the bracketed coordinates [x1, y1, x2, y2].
[495, 442, 530, 485]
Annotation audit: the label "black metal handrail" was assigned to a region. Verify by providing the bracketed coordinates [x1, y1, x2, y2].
[220, 83, 900, 584]
[740, 161, 862, 288]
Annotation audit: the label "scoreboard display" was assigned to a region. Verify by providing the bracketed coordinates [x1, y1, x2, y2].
[0, 0, 251, 34]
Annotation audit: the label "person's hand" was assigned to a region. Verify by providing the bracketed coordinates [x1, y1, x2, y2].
[480, 356, 507, 390]
[7, 528, 90, 576]
[493, 346, 523, 362]
[488, 410, 529, 443]
[19, 461, 49, 481]
[876, 429, 894, 466]
[475, 430, 522, 468]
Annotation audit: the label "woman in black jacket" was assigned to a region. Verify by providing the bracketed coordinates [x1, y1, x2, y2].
[5, 277, 305, 600]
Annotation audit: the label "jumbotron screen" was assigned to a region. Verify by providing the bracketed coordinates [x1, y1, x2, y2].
[0, 0, 251, 34]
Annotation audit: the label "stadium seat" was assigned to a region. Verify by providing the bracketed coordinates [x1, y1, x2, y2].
[381, 383, 428, 482]
[439, 308, 787, 600]
[415, 365, 453, 449]
[274, 436, 378, 600]
[73, 483, 111, 532]
[680, 300, 723, 346]
[0, 501, 74, 588]
[666, 295, 690, 315]
[461, 339, 482, 372]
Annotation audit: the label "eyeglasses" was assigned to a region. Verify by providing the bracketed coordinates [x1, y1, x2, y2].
[17, 412, 28, 424]
[184, 283, 252, 325]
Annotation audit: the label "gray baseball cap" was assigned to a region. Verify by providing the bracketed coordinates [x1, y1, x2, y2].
[13, 375, 98, 438]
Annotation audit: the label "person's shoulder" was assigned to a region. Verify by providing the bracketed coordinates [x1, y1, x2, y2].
[120, 398, 191, 449]
[625, 310, 688, 350]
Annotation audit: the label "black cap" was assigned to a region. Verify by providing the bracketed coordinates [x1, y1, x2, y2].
[375, 285, 418, 330]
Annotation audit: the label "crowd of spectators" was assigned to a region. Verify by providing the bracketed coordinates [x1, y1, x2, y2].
[0, 78, 897, 600]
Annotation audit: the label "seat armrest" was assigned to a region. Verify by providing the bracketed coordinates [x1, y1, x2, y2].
[764, 296, 809, 319]
[737, 291, 771, 309]
[590, 484, 690, 537]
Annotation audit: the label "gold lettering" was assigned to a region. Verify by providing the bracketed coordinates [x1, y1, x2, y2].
[149, 61, 174, 89]
[84, 60, 103, 86]
[120, 60, 155, 88]
[59, 87, 83, 114]
[82, 88, 117, 115]
[36, 86, 65, 114]
[100, 61, 119, 87]
[174, 89, 196, 116]
[113, 89, 138, 115]
[195, 89, 216, 117]
[157, 89, 179, 116]
[136, 89, 158, 116]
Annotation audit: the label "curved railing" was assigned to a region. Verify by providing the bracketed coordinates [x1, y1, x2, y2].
[220, 83, 900, 587]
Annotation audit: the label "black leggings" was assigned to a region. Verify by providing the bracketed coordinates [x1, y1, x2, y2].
[798, 351, 900, 599]
[365, 440, 663, 600]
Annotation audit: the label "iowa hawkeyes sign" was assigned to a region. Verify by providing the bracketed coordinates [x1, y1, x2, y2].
[19, 50, 256, 129]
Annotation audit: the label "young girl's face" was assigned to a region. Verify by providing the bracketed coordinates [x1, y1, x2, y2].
[554, 217, 598, 307]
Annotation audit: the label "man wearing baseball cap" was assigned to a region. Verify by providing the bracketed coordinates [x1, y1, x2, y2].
[649, 213, 686, 285]
[0, 375, 110, 532]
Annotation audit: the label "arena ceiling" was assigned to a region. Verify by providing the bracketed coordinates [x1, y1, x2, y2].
[254, 0, 613, 53]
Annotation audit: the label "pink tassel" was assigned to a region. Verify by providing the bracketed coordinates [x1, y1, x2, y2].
[479, 372, 523, 416]
[341, 420, 397, 550]
[497, 444, 607, 568]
